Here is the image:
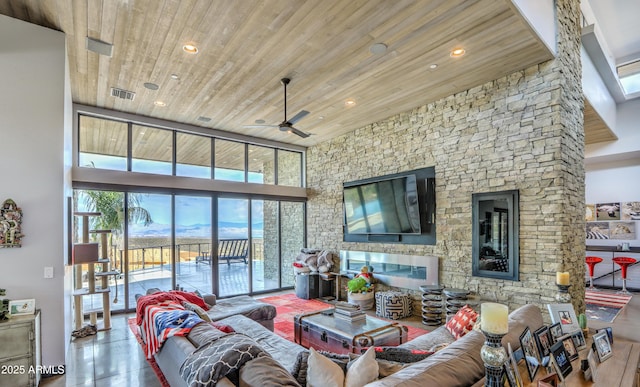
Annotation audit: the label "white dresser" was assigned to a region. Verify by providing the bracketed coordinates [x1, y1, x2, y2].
[0, 310, 41, 387]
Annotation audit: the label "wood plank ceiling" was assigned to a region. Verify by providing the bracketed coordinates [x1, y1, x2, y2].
[0, 0, 567, 154]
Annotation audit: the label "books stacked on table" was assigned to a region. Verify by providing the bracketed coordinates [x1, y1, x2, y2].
[334, 301, 366, 323]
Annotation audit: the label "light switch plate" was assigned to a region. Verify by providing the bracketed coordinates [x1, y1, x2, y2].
[44, 267, 54, 278]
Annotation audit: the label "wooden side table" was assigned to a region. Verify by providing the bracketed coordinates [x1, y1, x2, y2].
[523, 340, 640, 386]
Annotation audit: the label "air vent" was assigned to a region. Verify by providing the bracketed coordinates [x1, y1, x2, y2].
[110, 87, 136, 101]
[197, 116, 211, 122]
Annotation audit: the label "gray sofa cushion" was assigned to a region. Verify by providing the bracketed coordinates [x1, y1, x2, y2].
[364, 330, 486, 387]
[187, 322, 226, 348]
[218, 314, 307, 373]
[240, 355, 302, 387]
[397, 325, 455, 352]
[207, 295, 276, 323]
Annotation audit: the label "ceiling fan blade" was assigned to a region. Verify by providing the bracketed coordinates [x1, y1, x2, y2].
[243, 124, 278, 128]
[287, 110, 310, 125]
[289, 127, 311, 138]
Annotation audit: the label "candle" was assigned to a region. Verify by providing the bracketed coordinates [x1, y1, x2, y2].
[556, 271, 570, 285]
[481, 303, 508, 334]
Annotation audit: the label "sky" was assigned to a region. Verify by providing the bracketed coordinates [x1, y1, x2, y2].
[79, 153, 266, 238]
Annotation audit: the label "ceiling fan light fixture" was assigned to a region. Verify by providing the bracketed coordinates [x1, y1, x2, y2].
[183, 44, 199, 54]
[450, 48, 466, 58]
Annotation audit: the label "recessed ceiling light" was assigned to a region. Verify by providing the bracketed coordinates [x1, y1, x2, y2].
[318, 116, 325, 120]
[255, 119, 266, 124]
[345, 99, 356, 107]
[429, 64, 438, 69]
[450, 48, 466, 58]
[144, 82, 159, 90]
[154, 101, 166, 106]
[183, 44, 198, 54]
[369, 43, 387, 55]
[170, 74, 180, 80]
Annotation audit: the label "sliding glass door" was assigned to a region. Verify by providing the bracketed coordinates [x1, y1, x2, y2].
[252, 200, 279, 292]
[175, 195, 212, 294]
[217, 198, 249, 297]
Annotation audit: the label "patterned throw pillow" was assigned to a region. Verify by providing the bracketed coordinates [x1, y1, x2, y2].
[445, 305, 479, 340]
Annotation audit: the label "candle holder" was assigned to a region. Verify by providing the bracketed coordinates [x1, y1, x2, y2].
[481, 330, 508, 387]
[555, 284, 571, 303]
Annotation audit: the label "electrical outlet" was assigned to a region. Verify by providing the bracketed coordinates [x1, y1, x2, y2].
[44, 267, 54, 278]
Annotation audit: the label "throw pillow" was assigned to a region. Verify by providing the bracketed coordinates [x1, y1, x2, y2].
[368, 346, 433, 363]
[239, 355, 301, 387]
[307, 348, 345, 387]
[182, 301, 212, 322]
[211, 321, 235, 334]
[345, 347, 378, 387]
[445, 305, 479, 340]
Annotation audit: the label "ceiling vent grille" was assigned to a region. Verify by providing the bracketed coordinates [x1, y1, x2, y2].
[110, 87, 136, 101]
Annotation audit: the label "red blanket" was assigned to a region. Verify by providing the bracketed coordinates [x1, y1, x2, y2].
[136, 290, 209, 325]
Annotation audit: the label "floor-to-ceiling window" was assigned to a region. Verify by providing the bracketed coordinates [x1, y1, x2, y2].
[74, 107, 306, 314]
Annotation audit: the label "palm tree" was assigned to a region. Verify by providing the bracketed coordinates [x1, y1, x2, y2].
[76, 190, 153, 252]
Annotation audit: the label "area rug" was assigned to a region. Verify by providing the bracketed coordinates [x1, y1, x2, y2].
[127, 318, 171, 387]
[585, 290, 632, 323]
[259, 292, 430, 343]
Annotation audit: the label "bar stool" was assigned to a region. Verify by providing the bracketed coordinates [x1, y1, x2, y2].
[585, 256, 603, 290]
[612, 257, 637, 294]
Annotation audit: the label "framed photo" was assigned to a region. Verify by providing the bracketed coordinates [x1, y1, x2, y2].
[561, 335, 579, 361]
[519, 327, 540, 381]
[8, 299, 35, 316]
[571, 330, 586, 351]
[503, 360, 517, 387]
[548, 322, 563, 343]
[596, 327, 613, 344]
[534, 326, 553, 357]
[593, 330, 613, 362]
[508, 342, 524, 387]
[537, 372, 559, 387]
[587, 348, 598, 381]
[547, 303, 580, 334]
[550, 340, 573, 380]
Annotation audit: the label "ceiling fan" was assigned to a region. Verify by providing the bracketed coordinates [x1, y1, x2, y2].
[246, 78, 311, 138]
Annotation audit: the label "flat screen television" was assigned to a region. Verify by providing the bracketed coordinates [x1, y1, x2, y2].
[343, 174, 421, 234]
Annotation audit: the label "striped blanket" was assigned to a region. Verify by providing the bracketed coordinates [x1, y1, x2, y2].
[141, 300, 204, 359]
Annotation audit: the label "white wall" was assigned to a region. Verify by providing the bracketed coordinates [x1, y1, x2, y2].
[0, 14, 71, 367]
[586, 98, 640, 160]
[582, 46, 616, 132]
[585, 159, 640, 247]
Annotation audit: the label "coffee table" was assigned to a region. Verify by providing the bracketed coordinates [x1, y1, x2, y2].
[294, 309, 408, 354]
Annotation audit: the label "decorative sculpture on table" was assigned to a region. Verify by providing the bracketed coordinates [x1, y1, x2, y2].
[0, 199, 23, 248]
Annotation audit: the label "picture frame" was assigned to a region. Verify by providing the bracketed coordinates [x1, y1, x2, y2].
[596, 326, 613, 344]
[549, 340, 573, 380]
[519, 326, 540, 381]
[593, 330, 613, 362]
[508, 342, 524, 387]
[548, 322, 563, 343]
[8, 298, 35, 316]
[587, 348, 598, 381]
[537, 372, 559, 387]
[561, 335, 579, 361]
[571, 330, 587, 351]
[547, 303, 580, 334]
[534, 326, 553, 357]
[503, 359, 517, 387]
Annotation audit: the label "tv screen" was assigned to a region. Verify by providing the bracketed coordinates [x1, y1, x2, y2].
[343, 174, 421, 234]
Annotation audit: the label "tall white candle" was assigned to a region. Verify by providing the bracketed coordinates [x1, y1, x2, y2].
[481, 303, 508, 334]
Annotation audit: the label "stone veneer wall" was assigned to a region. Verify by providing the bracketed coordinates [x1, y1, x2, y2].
[306, 0, 585, 316]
